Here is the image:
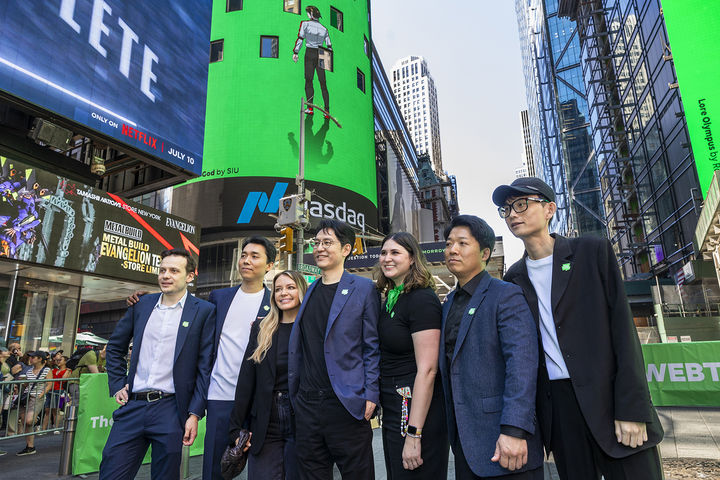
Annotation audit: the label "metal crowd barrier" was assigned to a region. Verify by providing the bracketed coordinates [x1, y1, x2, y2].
[0, 377, 70, 440]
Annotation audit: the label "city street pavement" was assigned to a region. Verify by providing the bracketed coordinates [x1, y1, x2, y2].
[1, 407, 717, 479]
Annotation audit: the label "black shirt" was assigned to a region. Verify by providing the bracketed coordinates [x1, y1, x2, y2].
[274, 322, 293, 391]
[299, 281, 337, 392]
[444, 271, 486, 366]
[379, 287, 442, 377]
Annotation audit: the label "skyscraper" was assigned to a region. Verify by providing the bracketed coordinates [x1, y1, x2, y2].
[390, 56, 443, 176]
[516, 0, 606, 238]
[520, 109, 536, 177]
[559, 0, 702, 280]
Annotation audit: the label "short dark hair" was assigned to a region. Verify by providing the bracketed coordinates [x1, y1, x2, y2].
[242, 236, 277, 264]
[160, 248, 197, 274]
[315, 219, 355, 250]
[306, 5, 321, 18]
[444, 215, 495, 255]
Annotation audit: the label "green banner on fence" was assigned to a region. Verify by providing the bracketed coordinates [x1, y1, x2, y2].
[642, 341, 720, 407]
[72, 374, 206, 475]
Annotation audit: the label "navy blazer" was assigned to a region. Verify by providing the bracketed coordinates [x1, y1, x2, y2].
[439, 272, 543, 477]
[106, 293, 216, 427]
[288, 271, 380, 420]
[207, 285, 272, 355]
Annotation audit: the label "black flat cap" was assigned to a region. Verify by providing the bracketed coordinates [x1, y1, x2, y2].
[492, 177, 556, 206]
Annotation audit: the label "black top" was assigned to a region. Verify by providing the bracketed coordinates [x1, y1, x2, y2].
[444, 271, 486, 366]
[379, 287, 441, 377]
[299, 281, 338, 392]
[6, 355, 19, 369]
[274, 322, 293, 391]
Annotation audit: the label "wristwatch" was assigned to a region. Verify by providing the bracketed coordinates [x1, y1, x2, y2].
[406, 425, 423, 436]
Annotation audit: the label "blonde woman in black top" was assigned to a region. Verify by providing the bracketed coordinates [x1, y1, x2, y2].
[229, 270, 308, 480]
[375, 232, 449, 479]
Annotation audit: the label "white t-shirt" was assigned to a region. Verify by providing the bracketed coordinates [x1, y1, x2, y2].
[208, 288, 265, 401]
[526, 254, 570, 380]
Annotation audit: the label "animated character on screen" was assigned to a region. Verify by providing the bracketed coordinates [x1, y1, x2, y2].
[293, 5, 332, 117]
[0, 167, 52, 258]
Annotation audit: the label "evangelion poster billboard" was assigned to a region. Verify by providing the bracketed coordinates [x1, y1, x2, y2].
[0, 155, 199, 284]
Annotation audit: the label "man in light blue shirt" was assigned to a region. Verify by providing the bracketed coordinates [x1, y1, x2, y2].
[293, 5, 331, 117]
[101, 249, 215, 480]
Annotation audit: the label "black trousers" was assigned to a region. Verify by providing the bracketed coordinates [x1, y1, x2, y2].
[453, 437, 543, 480]
[294, 389, 373, 480]
[248, 391, 298, 480]
[304, 48, 329, 111]
[380, 373, 449, 479]
[549, 379, 663, 480]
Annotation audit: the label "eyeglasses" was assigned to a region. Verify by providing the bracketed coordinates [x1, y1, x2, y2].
[498, 197, 549, 218]
[308, 238, 336, 249]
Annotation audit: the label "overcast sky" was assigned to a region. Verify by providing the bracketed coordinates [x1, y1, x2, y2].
[371, 1, 528, 264]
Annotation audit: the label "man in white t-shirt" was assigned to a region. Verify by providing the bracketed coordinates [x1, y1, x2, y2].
[127, 237, 274, 480]
[203, 237, 274, 480]
[494, 177, 663, 480]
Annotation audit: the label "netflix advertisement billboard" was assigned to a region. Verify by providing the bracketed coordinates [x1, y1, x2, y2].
[0, 154, 200, 284]
[0, 0, 211, 175]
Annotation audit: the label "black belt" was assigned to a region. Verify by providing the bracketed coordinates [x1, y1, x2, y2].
[131, 391, 174, 402]
[299, 388, 335, 400]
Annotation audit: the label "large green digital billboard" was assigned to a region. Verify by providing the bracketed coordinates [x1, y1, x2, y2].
[662, 0, 720, 198]
[186, 1, 376, 225]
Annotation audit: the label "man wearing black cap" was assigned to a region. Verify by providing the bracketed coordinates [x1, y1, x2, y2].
[492, 177, 663, 479]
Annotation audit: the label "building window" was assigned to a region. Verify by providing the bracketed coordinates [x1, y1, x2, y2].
[330, 7, 343, 32]
[357, 69, 365, 93]
[260, 36, 279, 58]
[210, 40, 224, 63]
[283, 0, 300, 14]
[226, 0, 242, 12]
[363, 36, 369, 56]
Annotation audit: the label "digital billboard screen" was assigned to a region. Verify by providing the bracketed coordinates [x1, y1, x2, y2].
[662, 0, 720, 198]
[0, 0, 211, 175]
[179, 0, 377, 229]
[0, 154, 200, 285]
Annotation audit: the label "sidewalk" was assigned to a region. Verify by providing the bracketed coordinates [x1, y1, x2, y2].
[0, 407, 717, 479]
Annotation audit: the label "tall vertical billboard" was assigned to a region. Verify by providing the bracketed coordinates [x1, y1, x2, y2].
[0, 0, 211, 175]
[174, 1, 377, 231]
[662, 0, 720, 198]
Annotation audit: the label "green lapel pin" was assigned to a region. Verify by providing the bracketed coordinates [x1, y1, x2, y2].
[561, 262, 571, 272]
[468, 308, 476, 315]
[182, 321, 189, 327]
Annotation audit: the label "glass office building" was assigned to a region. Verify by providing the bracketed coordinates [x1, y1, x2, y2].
[559, 0, 701, 279]
[516, 0, 606, 238]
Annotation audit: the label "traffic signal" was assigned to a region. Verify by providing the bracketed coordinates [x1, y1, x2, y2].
[279, 227, 295, 253]
[352, 237, 364, 256]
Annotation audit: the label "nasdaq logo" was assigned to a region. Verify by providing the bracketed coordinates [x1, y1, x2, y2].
[237, 182, 289, 224]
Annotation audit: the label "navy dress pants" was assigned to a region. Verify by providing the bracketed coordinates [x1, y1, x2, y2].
[203, 399, 235, 480]
[99, 396, 183, 480]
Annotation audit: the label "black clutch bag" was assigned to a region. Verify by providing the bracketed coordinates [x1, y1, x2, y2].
[220, 429, 251, 480]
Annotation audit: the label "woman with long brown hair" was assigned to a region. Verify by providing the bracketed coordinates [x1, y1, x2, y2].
[229, 270, 308, 480]
[375, 232, 449, 479]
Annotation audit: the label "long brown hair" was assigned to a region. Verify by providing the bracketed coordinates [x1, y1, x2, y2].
[374, 232, 434, 294]
[250, 270, 308, 363]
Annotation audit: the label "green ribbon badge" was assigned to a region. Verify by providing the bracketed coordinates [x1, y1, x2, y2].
[182, 321, 189, 327]
[468, 308, 476, 315]
[561, 262, 571, 272]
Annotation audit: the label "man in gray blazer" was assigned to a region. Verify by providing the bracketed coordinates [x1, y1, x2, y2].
[439, 215, 543, 479]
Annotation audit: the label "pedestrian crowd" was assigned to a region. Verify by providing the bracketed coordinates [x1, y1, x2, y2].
[37, 176, 663, 480]
[0, 339, 107, 456]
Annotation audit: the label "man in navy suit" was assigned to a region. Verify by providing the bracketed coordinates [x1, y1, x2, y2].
[203, 237, 273, 480]
[288, 219, 380, 480]
[439, 215, 543, 479]
[101, 249, 216, 480]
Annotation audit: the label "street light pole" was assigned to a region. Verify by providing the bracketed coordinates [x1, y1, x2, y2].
[293, 97, 341, 269]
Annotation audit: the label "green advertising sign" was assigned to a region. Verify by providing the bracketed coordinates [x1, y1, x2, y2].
[642, 341, 720, 407]
[73, 374, 206, 475]
[193, 1, 376, 204]
[662, 0, 720, 197]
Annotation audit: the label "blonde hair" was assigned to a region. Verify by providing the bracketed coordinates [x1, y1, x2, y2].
[250, 270, 308, 363]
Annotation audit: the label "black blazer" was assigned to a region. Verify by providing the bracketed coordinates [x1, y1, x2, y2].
[228, 320, 288, 454]
[504, 234, 663, 459]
